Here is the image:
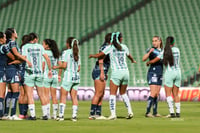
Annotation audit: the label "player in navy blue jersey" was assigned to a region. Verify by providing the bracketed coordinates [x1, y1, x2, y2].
[18, 34, 31, 119]
[4, 28, 31, 120]
[142, 36, 163, 117]
[89, 33, 111, 120]
[0, 32, 15, 119]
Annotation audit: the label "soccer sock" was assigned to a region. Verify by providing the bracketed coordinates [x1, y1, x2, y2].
[90, 104, 97, 116]
[166, 96, 174, 114]
[23, 104, 28, 116]
[11, 92, 19, 116]
[0, 98, 4, 117]
[46, 103, 50, 118]
[59, 103, 66, 118]
[52, 104, 58, 118]
[72, 105, 78, 118]
[146, 96, 154, 114]
[153, 97, 158, 115]
[4, 92, 12, 116]
[96, 105, 102, 116]
[121, 94, 133, 114]
[109, 95, 116, 116]
[42, 105, 48, 116]
[28, 104, 36, 117]
[19, 104, 24, 115]
[175, 102, 181, 114]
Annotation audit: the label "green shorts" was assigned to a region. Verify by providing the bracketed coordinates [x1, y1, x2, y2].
[43, 76, 58, 88]
[164, 69, 181, 88]
[61, 82, 79, 91]
[111, 70, 129, 86]
[24, 74, 43, 87]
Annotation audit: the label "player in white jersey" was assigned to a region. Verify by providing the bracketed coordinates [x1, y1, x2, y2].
[147, 36, 181, 118]
[53, 37, 80, 121]
[42, 39, 60, 119]
[89, 32, 136, 120]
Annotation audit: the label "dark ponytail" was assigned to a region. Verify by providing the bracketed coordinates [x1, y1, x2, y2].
[20, 34, 31, 48]
[104, 33, 112, 43]
[66, 37, 74, 48]
[0, 32, 4, 38]
[44, 39, 60, 59]
[72, 39, 79, 62]
[112, 33, 122, 51]
[163, 36, 174, 67]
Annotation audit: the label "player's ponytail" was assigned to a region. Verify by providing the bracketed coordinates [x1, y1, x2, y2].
[0, 32, 4, 38]
[163, 36, 174, 67]
[154, 36, 163, 49]
[44, 39, 60, 59]
[104, 33, 112, 43]
[71, 39, 79, 62]
[112, 32, 122, 51]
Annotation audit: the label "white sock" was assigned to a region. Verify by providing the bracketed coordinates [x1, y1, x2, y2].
[59, 103, 66, 118]
[175, 102, 181, 113]
[42, 105, 47, 116]
[121, 94, 133, 114]
[28, 104, 35, 117]
[166, 96, 174, 114]
[72, 105, 78, 118]
[109, 95, 116, 116]
[52, 104, 58, 118]
[46, 103, 50, 118]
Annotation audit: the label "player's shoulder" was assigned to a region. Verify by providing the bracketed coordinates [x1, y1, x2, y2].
[172, 46, 180, 52]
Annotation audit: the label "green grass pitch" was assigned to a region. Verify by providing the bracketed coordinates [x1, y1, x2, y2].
[0, 101, 199, 133]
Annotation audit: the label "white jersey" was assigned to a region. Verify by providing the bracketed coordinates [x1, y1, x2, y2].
[158, 46, 180, 71]
[102, 44, 129, 71]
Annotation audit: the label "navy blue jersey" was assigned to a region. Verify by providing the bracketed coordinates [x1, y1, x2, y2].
[6, 39, 20, 68]
[146, 47, 163, 75]
[94, 42, 110, 73]
[0, 44, 10, 66]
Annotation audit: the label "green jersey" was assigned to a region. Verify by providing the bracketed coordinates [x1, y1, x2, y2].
[158, 46, 180, 71]
[44, 50, 58, 78]
[61, 49, 81, 83]
[22, 43, 45, 76]
[102, 44, 129, 71]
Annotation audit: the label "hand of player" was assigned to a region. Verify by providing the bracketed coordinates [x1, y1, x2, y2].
[146, 61, 150, 66]
[132, 60, 137, 63]
[52, 66, 57, 69]
[149, 48, 154, 53]
[27, 61, 32, 68]
[89, 54, 94, 58]
[100, 73, 104, 81]
[48, 70, 52, 78]
[58, 75, 61, 82]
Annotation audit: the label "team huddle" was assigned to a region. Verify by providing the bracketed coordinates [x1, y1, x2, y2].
[0, 28, 181, 121]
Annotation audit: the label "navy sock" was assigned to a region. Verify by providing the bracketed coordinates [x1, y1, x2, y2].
[96, 105, 102, 116]
[90, 104, 97, 116]
[4, 92, 13, 116]
[146, 96, 154, 114]
[19, 104, 24, 115]
[23, 104, 28, 115]
[11, 92, 19, 116]
[153, 97, 158, 115]
[0, 98, 4, 117]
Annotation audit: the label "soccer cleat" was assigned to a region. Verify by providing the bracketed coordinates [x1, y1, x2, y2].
[1, 115, 10, 120]
[51, 116, 58, 120]
[88, 115, 96, 120]
[26, 116, 37, 120]
[153, 113, 162, 117]
[107, 115, 117, 120]
[56, 116, 64, 121]
[145, 113, 154, 118]
[176, 113, 180, 118]
[95, 115, 107, 120]
[71, 117, 77, 122]
[126, 113, 134, 119]
[165, 113, 176, 118]
[9, 115, 23, 120]
[19, 114, 26, 119]
[42, 116, 48, 120]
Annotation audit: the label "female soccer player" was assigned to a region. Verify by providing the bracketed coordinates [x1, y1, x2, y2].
[42, 39, 60, 119]
[53, 37, 80, 122]
[21, 32, 52, 120]
[4, 28, 31, 120]
[142, 36, 163, 117]
[89, 33, 111, 120]
[0, 32, 15, 119]
[89, 32, 136, 120]
[147, 36, 181, 118]
[18, 34, 31, 119]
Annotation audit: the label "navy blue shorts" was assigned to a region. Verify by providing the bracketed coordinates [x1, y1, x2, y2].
[92, 68, 108, 80]
[6, 67, 20, 83]
[0, 67, 6, 83]
[147, 72, 163, 85]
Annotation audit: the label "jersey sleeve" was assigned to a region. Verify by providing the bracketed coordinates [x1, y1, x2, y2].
[124, 45, 130, 56]
[10, 41, 17, 49]
[146, 48, 150, 53]
[22, 45, 27, 56]
[62, 50, 70, 62]
[78, 55, 81, 65]
[0, 45, 10, 55]
[157, 51, 164, 59]
[102, 45, 112, 55]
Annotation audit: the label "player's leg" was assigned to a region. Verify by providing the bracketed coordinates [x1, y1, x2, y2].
[50, 86, 58, 119]
[70, 84, 78, 121]
[0, 82, 6, 119]
[152, 85, 161, 117]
